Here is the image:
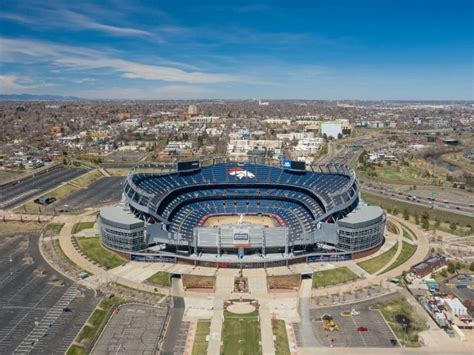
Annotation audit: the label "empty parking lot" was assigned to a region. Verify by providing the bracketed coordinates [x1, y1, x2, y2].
[0, 167, 88, 209]
[47, 176, 124, 212]
[0, 230, 98, 354]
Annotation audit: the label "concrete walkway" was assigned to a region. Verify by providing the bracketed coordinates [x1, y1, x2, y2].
[312, 217, 429, 298]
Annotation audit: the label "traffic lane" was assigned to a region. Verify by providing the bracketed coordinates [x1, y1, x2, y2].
[160, 296, 185, 355]
[361, 189, 474, 217]
[0, 168, 88, 209]
[359, 180, 474, 208]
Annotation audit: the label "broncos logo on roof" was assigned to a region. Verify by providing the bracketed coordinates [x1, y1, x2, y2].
[228, 167, 255, 179]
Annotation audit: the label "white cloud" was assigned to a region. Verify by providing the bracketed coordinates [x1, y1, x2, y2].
[62, 10, 152, 37]
[0, 74, 29, 92]
[0, 74, 57, 93]
[0, 38, 241, 84]
[0, 8, 151, 38]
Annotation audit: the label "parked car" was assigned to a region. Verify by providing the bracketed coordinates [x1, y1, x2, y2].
[34, 197, 56, 205]
[357, 326, 368, 332]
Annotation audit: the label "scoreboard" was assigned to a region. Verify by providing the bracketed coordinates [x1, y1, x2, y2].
[177, 160, 200, 172]
[282, 160, 306, 171]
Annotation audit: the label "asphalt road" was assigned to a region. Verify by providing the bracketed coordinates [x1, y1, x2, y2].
[47, 177, 124, 212]
[160, 296, 186, 355]
[0, 231, 98, 354]
[0, 167, 88, 210]
[361, 186, 474, 218]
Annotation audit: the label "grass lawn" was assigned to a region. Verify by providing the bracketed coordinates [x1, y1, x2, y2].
[66, 345, 85, 355]
[75, 237, 125, 269]
[72, 221, 95, 234]
[375, 298, 428, 347]
[0, 222, 43, 235]
[73, 170, 103, 187]
[222, 310, 261, 355]
[104, 168, 130, 176]
[312, 266, 359, 288]
[402, 227, 414, 241]
[359, 164, 437, 186]
[146, 271, 171, 287]
[192, 319, 211, 355]
[17, 183, 80, 213]
[45, 223, 64, 235]
[271, 319, 290, 355]
[357, 242, 399, 274]
[383, 241, 417, 273]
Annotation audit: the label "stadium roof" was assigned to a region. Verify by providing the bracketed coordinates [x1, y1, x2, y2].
[337, 205, 384, 228]
[100, 206, 144, 230]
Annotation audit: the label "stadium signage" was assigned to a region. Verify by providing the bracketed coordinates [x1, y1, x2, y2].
[228, 167, 255, 179]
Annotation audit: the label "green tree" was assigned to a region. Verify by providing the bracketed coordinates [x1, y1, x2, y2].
[414, 214, 420, 225]
[393, 208, 399, 216]
[450, 222, 457, 232]
[421, 218, 430, 230]
[440, 269, 448, 278]
[470, 262, 474, 272]
[403, 209, 409, 221]
[447, 262, 456, 274]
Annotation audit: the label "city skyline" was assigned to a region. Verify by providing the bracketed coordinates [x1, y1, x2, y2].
[1, 0, 472, 100]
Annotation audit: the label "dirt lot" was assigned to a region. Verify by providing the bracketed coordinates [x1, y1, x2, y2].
[203, 214, 280, 227]
[267, 274, 301, 290]
[182, 275, 216, 289]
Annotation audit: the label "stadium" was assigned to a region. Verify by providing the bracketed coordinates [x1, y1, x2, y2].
[98, 157, 386, 268]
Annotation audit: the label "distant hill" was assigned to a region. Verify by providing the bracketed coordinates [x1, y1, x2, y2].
[0, 94, 85, 101]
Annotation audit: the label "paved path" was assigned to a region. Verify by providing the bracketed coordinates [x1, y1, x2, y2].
[311, 217, 429, 298]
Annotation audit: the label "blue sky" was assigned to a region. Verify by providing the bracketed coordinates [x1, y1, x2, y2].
[0, 0, 472, 100]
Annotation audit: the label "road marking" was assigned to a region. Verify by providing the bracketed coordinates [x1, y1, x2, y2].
[0, 189, 39, 208]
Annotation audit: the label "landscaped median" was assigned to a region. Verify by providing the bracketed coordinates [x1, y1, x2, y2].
[74, 236, 125, 269]
[67, 296, 124, 355]
[357, 241, 399, 274]
[146, 271, 171, 287]
[312, 266, 359, 288]
[383, 241, 417, 273]
[192, 319, 211, 355]
[271, 319, 290, 355]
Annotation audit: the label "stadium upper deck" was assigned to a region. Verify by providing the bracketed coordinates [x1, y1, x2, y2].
[98, 158, 385, 266]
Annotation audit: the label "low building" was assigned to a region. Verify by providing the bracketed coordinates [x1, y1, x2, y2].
[444, 297, 468, 317]
[410, 255, 446, 278]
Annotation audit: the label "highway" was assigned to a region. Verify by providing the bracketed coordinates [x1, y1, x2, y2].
[360, 182, 474, 218]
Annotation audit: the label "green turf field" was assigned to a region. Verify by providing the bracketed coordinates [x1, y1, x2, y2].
[222, 310, 261, 355]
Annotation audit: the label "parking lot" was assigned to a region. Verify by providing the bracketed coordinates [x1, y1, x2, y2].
[47, 176, 124, 212]
[92, 304, 168, 354]
[0, 167, 88, 209]
[0, 231, 98, 354]
[309, 293, 401, 348]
